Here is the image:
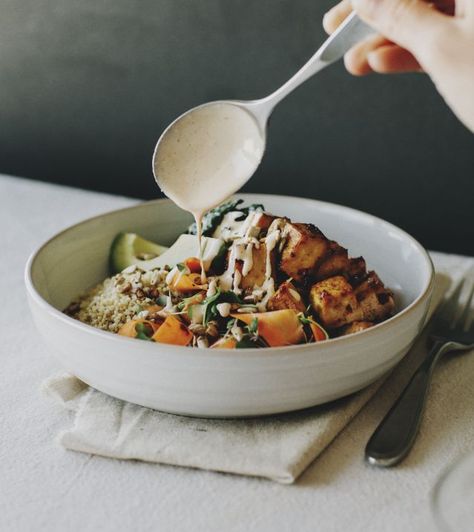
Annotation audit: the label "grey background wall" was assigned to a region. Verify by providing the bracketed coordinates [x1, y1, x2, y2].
[1, 0, 473, 254]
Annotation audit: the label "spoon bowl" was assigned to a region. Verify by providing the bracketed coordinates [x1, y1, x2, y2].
[152, 100, 266, 214]
[152, 13, 374, 213]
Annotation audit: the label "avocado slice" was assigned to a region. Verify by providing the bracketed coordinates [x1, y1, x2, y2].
[137, 234, 225, 272]
[109, 233, 169, 274]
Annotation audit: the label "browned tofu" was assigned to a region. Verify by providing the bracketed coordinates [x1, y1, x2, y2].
[353, 271, 395, 322]
[340, 321, 374, 336]
[315, 242, 368, 282]
[279, 223, 330, 282]
[255, 212, 278, 232]
[236, 243, 276, 290]
[347, 257, 367, 280]
[309, 276, 360, 328]
[267, 280, 306, 312]
[314, 241, 350, 280]
[310, 270, 395, 328]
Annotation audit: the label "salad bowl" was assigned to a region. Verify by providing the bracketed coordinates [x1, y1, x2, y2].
[25, 194, 434, 417]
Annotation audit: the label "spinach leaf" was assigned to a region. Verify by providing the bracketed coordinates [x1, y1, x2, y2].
[186, 199, 265, 236]
[236, 337, 259, 349]
[202, 290, 245, 325]
[235, 334, 267, 349]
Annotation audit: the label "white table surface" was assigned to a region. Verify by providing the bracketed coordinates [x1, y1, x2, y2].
[2, 174, 473, 532]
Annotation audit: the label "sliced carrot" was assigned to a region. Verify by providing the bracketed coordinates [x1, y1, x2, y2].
[118, 319, 159, 338]
[151, 315, 193, 346]
[231, 309, 304, 347]
[210, 337, 237, 349]
[184, 257, 202, 273]
[309, 319, 329, 342]
[168, 272, 205, 292]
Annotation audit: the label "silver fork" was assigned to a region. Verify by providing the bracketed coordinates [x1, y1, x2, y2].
[365, 269, 474, 467]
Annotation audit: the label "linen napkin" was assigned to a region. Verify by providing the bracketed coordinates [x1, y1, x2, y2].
[42, 273, 450, 484]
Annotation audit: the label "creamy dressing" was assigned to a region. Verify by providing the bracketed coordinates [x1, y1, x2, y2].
[154, 102, 265, 272]
[154, 103, 264, 215]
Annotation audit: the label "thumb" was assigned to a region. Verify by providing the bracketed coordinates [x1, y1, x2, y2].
[351, 0, 449, 59]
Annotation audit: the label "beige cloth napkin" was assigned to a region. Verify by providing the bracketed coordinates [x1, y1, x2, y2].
[42, 274, 450, 484]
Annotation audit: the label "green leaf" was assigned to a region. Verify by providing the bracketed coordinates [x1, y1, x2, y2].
[176, 262, 186, 272]
[186, 200, 265, 237]
[220, 291, 245, 304]
[248, 317, 259, 335]
[298, 313, 312, 325]
[202, 290, 221, 325]
[135, 322, 154, 341]
[202, 290, 246, 325]
[177, 293, 200, 311]
[241, 203, 265, 216]
[226, 318, 236, 331]
[236, 336, 259, 349]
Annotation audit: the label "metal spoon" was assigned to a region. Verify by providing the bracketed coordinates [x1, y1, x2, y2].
[152, 13, 373, 208]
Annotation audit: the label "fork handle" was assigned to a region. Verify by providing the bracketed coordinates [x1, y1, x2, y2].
[365, 340, 451, 466]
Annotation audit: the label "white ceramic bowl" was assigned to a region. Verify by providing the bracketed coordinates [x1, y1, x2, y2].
[25, 194, 434, 417]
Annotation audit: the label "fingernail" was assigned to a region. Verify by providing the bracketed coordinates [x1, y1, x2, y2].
[366, 51, 377, 67]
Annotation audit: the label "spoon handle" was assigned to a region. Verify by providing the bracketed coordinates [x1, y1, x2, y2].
[254, 13, 374, 118]
[318, 12, 374, 63]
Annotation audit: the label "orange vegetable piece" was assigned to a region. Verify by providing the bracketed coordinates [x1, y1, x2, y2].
[118, 319, 159, 338]
[144, 304, 163, 314]
[151, 315, 193, 346]
[184, 257, 202, 273]
[309, 319, 329, 342]
[210, 337, 237, 349]
[231, 309, 305, 347]
[168, 272, 205, 292]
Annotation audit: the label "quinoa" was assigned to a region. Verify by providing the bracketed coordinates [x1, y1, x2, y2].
[65, 266, 169, 333]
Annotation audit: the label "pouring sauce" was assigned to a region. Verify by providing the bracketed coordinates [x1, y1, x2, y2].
[153, 102, 265, 280]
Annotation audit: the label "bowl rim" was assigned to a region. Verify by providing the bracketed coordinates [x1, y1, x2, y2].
[25, 193, 435, 356]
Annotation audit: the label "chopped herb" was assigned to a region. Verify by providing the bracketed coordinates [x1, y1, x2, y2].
[248, 317, 259, 335]
[226, 318, 236, 330]
[298, 313, 313, 325]
[135, 322, 154, 341]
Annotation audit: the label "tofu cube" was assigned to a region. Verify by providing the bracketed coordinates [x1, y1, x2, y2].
[279, 223, 330, 282]
[353, 271, 395, 322]
[309, 276, 360, 328]
[268, 280, 306, 312]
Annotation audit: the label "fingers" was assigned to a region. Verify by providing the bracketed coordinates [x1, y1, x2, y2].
[344, 34, 422, 75]
[368, 45, 423, 73]
[350, 0, 450, 59]
[323, 0, 352, 34]
[344, 34, 389, 75]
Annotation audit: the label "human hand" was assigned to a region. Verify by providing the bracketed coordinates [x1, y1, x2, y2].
[323, 0, 474, 132]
